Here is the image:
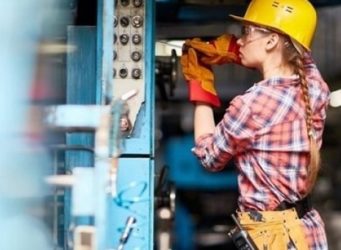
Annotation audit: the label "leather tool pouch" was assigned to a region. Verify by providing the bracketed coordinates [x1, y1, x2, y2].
[228, 214, 258, 250]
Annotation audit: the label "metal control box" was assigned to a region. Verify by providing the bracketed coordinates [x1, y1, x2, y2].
[112, 0, 155, 155]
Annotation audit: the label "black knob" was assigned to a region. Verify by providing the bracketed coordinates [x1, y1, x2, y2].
[132, 34, 142, 45]
[132, 68, 141, 79]
[113, 34, 117, 43]
[113, 51, 117, 60]
[120, 16, 130, 27]
[113, 68, 117, 78]
[133, 0, 143, 7]
[119, 68, 128, 78]
[132, 16, 143, 28]
[121, 0, 129, 7]
[113, 16, 118, 27]
[131, 51, 142, 62]
[120, 34, 129, 45]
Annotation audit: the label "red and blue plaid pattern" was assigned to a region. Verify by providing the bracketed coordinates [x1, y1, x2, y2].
[193, 54, 329, 249]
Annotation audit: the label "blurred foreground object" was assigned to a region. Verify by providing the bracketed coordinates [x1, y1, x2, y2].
[0, 1, 63, 249]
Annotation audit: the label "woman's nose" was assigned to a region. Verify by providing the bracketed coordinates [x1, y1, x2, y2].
[237, 37, 243, 46]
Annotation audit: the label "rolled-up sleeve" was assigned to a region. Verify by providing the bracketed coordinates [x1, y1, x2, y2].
[192, 96, 259, 171]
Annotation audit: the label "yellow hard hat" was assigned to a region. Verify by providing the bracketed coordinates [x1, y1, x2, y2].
[230, 0, 317, 51]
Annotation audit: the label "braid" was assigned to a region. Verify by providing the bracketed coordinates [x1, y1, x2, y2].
[295, 57, 314, 136]
[285, 40, 321, 195]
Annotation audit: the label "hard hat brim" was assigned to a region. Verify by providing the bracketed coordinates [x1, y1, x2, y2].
[229, 14, 258, 26]
[229, 15, 245, 22]
[229, 14, 275, 31]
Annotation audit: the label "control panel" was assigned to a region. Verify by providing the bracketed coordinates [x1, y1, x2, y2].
[113, 0, 146, 135]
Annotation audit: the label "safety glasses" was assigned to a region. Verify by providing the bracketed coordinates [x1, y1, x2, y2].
[241, 25, 271, 36]
[240, 25, 272, 44]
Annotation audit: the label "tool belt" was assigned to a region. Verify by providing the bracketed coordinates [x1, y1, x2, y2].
[228, 197, 312, 250]
[275, 195, 312, 218]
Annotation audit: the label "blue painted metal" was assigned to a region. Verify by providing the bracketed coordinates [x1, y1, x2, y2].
[96, 0, 113, 105]
[66, 27, 97, 105]
[108, 0, 155, 248]
[118, 0, 156, 156]
[65, 26, 97, 248]
[109, 158, 154, 250]
[110, 100, 126, 158]
[174, 202, 195, 250]
[58, 0, 155, 249]
[0, 1, 54, 249]
[164, 134, 238, 190]
[93, 142, 112, 250]
[95, 0, 115, 249]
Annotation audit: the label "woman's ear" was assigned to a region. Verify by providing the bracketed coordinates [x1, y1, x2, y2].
[265, 33, 279, 51]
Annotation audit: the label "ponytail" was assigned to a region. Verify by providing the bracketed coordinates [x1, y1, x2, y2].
[295, 55, 320, 194]
[284, 40, 321, 195]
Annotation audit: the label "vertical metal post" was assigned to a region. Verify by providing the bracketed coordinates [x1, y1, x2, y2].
[96, 0, 114, 249]
[109, 0, 156, 249]
[96, 0, 155, 248]
[66, 26, 97, 249]
[97, 0, 114, 105]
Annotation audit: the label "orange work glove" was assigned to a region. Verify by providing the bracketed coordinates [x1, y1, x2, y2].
[181, 47, 220, 107]
[185, 34, 240, 65]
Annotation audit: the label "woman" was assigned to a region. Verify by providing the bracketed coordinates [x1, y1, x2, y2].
[181, 0, 329, 249]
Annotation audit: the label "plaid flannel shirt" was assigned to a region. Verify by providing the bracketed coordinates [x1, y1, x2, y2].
[193, 54, 330, 249]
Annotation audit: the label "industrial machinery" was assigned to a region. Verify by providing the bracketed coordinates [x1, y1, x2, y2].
[45, 0, 155, 249]
[6, 1, 340, 250]
[42, 1, 242, 249]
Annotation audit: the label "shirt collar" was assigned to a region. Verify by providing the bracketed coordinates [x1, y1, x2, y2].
[255, 74, 300, 87]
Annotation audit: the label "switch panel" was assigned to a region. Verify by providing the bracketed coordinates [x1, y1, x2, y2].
[113, 0, 145, 134]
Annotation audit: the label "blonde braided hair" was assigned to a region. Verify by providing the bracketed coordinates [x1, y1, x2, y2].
[284, 39, 320, 195]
